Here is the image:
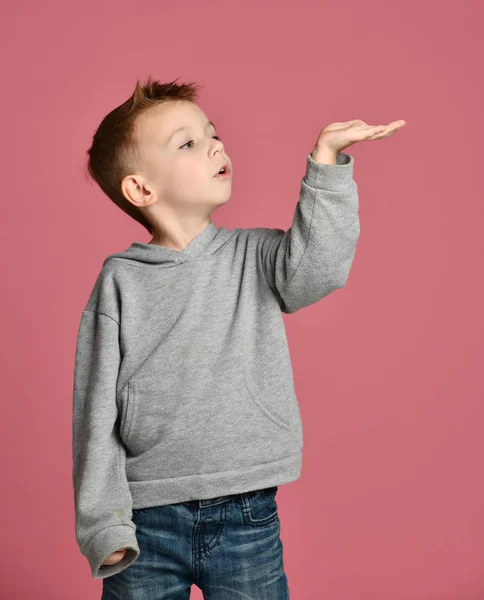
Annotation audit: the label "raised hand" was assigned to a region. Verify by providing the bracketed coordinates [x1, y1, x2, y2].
[313, 119, 406, 158]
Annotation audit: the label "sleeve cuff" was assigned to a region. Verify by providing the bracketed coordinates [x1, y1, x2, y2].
[84, 524, 140, 580]
[303, 152, 355, 191]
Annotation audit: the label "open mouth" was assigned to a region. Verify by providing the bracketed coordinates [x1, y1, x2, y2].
[214, 163, 231, 178]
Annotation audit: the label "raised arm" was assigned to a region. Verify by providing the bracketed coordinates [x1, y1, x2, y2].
[257, 150, 359, 314]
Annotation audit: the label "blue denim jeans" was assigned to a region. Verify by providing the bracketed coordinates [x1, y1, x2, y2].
[101, 486, 289, 599]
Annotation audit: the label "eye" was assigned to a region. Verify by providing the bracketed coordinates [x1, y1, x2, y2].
[180, 135, 221, 149]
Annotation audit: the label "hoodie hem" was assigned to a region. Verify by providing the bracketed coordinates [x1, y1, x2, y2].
[128, 450, 303, 509]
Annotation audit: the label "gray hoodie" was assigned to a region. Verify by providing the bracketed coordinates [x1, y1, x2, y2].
[72, 151, 360, 579]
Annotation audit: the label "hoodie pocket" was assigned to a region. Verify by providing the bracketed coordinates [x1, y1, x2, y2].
[119, 354, 301, 467]
[242, 362, 295, 431]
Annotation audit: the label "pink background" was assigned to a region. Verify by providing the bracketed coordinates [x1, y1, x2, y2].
[1, 0, 483, 598]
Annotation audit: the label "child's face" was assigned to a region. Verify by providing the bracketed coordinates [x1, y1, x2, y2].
[133, 100, 233, 214]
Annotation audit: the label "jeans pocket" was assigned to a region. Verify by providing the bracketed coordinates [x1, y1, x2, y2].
[242, 487, 279, 527]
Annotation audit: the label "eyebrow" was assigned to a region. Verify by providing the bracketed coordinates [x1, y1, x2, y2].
[166, 120, 216, 144]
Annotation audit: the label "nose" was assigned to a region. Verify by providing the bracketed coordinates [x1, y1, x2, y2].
[210, 135, 224, 153]
[210, 137, 228, 167]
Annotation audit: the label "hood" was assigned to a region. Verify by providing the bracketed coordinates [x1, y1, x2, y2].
[103, 221, 229, 268]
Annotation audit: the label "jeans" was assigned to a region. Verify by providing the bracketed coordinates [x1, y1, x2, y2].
[101, 486, 290, 600]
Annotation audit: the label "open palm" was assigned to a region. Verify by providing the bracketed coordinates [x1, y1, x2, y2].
[316, 119, 406, 153]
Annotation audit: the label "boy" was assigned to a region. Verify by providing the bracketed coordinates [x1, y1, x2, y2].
[72, 75, 405, 597]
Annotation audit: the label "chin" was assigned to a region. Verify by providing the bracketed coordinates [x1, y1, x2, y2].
[214, 193, 232, 207]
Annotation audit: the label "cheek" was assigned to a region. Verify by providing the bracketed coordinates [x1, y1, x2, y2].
[155, 156, 210, 192]
[179, 161, 210, 185]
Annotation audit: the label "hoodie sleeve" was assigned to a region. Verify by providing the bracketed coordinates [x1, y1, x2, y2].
[257, 151, 360, 314]
[72, 309, 140, 579]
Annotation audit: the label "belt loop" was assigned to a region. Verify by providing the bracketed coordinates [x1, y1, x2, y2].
[240, 491, 250, 510]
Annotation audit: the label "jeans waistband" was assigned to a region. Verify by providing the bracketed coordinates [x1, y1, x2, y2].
[183, 486, 277, 508]
[183, 493, 244, 508]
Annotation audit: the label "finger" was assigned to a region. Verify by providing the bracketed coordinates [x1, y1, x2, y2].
[370, 125, 387, 133]
[367, 128, 397, 140]
[363, 120, 406, 140]
[380, 120, 406, 132]
[341, 120, 367, 128]
[360, 125, 387, 138]
[368, 120, 405, 132]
